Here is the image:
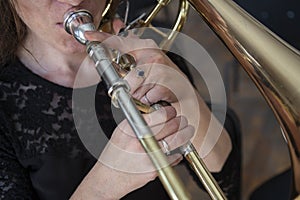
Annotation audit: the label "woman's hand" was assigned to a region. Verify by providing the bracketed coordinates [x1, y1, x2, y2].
[102, 106, 194, 198]
[85, 27, 233, 172]
[84, 19, 232, 174]
[84, 30, 191, 105]
[71, 106, 194, 199]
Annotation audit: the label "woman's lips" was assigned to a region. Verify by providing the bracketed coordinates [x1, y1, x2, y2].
[56, 22, 64, 29]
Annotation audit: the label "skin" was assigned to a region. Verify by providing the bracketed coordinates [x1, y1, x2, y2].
[14, 0, 105, 87]
[12, 0, 232, 198]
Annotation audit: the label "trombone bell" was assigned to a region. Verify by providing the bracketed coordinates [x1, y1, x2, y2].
[187, 0, 300, 198]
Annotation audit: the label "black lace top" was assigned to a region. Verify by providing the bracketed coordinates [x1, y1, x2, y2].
[0, 59, 172, 200]
[0, 59, 241, 200]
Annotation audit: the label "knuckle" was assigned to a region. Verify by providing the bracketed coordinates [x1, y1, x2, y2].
[178, 116, 188, 128]
[175, 125, 195, 144]
[164, 106, 177, 117]
[186, 125, 195, 137]
[146, 172, 158, 181]
[151, 53, 166, 64]
[143, 39, 157, 48]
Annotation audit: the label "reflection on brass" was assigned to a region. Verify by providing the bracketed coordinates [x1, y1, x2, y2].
[136, 1, 227, 199]
[134, 99, 156, 114]
[179, 142, 226, 199]
[141, 0, 190, 50]
[132, 0, 300, 197]
[113, 53, 137, 78]
[187, 0, 300, 198]
[140, 136, 191, 200]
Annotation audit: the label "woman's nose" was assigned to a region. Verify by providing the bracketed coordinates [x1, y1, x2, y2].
[57, 0, 84, 6]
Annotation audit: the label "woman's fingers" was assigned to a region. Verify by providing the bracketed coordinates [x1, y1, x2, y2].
[159, 125, 195, 154]
[151, 114, 189, 139]
[84, 30, 184, 105]
[84, 31, 112, 43]
[135, 84, 177, 105]
[114, 105, 194, 153]
[116, 106, 176, 136]
[84, 31, 158, 54]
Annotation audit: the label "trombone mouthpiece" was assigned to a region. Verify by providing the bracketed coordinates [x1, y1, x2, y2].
[63, 9, 96, 45]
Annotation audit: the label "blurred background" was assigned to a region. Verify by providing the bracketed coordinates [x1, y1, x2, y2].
[122, 0, 299, 199]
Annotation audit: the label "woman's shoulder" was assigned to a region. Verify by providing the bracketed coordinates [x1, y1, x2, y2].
[0, 59, 32, 102]
[0, 58, 24, 81]
[0, 58, 35, 97]
[0, 59, 53, 118]
[0, 58, 69, 96]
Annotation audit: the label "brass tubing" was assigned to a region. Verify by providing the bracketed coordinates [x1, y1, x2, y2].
[159, 0, 190, 49]
[143, 0, 172, 27]
[184, 146, 226, 200]
[140, 137, 191, 200]
[139, 101, 226, 199]
[91, 42, 192, 200]
[133, 99, 156, 114]
[136, 1, 228, 199]
[135, 99, 226, 199]
[187, 0, 300, 197]
[140, 0, 189, 50]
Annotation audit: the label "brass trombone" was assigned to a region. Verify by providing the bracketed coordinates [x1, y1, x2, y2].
[64, 0, 300, 199]
[64, 8, 225, 200]
[186, 0, 300, 199]
[138, 0, 300, 199]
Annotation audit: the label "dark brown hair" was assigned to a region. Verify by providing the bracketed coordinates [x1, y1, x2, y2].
[0, 0, 26, 66]
[0, 0, 119, 66]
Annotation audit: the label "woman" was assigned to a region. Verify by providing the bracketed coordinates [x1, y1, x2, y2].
[0, 0, 236, 199]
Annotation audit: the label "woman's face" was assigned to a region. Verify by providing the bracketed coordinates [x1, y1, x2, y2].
[13, 0, 107, 54]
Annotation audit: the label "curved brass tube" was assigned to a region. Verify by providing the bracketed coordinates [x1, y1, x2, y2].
[139, 0, 189, 50]
[187, 0, 300, 198]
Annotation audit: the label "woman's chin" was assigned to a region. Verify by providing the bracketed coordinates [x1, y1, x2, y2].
[62, 41, 87, 55]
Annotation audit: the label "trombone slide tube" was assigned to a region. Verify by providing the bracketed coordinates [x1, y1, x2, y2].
[182, 143, 227, 200]
[87, 42, 191, 200]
